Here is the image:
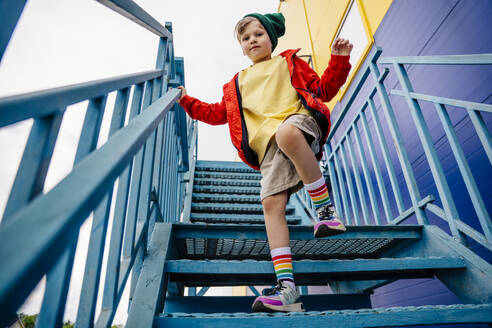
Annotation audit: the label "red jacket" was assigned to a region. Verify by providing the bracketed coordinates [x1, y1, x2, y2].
[179, 49, 351, 170]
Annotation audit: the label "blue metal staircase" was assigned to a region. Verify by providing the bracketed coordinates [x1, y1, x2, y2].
[1, 1, 491, 327]
[187, 160, 301, 225]
[125, 160, 492, 327]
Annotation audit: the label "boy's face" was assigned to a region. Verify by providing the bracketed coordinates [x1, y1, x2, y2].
[239, 20, 273, 64]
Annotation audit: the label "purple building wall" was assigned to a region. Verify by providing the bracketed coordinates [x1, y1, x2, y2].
[326, 0, 491, 326]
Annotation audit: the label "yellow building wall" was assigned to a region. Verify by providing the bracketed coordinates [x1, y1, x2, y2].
[277, 0, 392, 109]
[274, 0, 312, 59]
[361, 0, 393, 37]
[303, 0, 350, 74]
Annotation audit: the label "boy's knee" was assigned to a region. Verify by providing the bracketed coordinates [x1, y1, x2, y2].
[262, 192, 287, 214]
[275, 124, 303, 149]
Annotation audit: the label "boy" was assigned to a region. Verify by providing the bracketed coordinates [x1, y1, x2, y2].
[177, 13, 352, 312]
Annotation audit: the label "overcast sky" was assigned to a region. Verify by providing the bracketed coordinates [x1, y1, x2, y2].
[0, 0, 278, 324]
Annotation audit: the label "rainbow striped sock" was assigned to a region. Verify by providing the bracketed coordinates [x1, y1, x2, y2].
[305, 176, 332, 211]
[271, 247, 295, 290]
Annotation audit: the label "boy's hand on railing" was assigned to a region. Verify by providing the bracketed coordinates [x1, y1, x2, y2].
[177, 86, 187, 101]
[331, 37, 353, 56]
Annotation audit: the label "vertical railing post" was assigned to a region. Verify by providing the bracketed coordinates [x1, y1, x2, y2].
[76, 88, 130, 328]
[170, 121, 178, 221]
[149, 36, 169, 227]
[36, 96, 107, 328]
[367, 97, 405, 214]
[161, 115, 172, 221]
[370, 55, 428, 225]
[392, 62, 467, 244]
[340, 140, 360, 225]
[434, 103, 492, 241]
[352, 120, 381, 225]
[345, 131, 370, 225]
[2, 112, 64, 223]
[359, 109, 392, 223]
[159, 23, 173, 223]
[122, 83, 146, 302]
[467, 107, 492, 165]
[181, 121, 198, 223]
[129, 80, 158, 308]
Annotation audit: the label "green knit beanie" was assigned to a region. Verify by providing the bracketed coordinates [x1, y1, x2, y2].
[244, 12, 285, 51]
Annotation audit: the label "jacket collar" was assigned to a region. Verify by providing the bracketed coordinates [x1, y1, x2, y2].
[278, 48, 301, 58]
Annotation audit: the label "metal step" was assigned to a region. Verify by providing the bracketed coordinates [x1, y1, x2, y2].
[166, 257, 465, 286]
[194, 177, 260, 188]
[194, 171, 261, 181]
[164, 294, 371, 313]
[190, 203, 295, 215]
[190, 213, 301, 225]
[195, 160, 257, 174]
[172, 223, 422, 260]
[193, 185, 261, 195]
[192, 193, 261, 204]
[157, 304, 492, 327]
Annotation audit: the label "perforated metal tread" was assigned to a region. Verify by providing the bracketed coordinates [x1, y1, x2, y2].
[166, 257, 465, 286]
[172, 223, 422, 260]
[191, 203, 294, 215]
[190, 213, 301, 225]
[194, 171, 261, 181]
[193, 185, 261, 195]
[192, 193, 261, 204]
[157, 304, 492, 327]
[194, 178, 260, 188]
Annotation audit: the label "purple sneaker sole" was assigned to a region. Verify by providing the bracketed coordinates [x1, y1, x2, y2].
[252, 299, 305, 312]
[313, 220, 347, 238]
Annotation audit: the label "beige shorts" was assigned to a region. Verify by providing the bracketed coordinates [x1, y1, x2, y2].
[259, 114, 322, 201]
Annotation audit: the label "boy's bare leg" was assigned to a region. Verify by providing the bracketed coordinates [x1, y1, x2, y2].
[262, 191, 290, 249]
[275, 124, 322, 184]
[275, 124, 347, 237]
[254, 190, 304, 313]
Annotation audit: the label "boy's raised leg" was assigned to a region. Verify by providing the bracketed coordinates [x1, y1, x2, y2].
[275, 124, 346, 237]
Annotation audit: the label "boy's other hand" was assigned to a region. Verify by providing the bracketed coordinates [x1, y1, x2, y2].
[331, 37, 353, 56]
[177, 86, 187, 101]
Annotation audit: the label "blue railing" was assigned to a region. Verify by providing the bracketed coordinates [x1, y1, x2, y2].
[316, 48, 492, 252]
[0, 1, 191, 327]
[180, 119, 198, 223]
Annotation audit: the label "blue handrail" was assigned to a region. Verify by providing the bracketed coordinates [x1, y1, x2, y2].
[318, 48, 492, 252]
[0, 1, 193, 327]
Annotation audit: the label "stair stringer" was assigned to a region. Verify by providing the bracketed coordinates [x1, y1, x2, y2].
[405, 225, 492, 304]
[165, 229, 185, 297]
[126, 223, 173, 327]
[329, 226, 422, 294]
[332, 225, 492, 303]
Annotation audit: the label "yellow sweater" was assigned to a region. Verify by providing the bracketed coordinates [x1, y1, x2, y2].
[239, 56, 311, 163]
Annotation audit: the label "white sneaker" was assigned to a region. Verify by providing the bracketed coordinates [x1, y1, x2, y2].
[252, 281, 305, 312]
[314, 205, 347, 238]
